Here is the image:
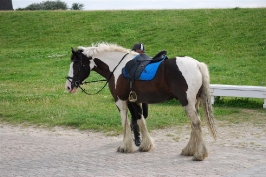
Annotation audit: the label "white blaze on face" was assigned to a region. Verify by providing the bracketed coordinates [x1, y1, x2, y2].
[65, 62, 74, 92]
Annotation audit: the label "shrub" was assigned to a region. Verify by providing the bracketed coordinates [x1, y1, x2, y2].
[17, 0, 68, 10]
[71, 3, 84, 10]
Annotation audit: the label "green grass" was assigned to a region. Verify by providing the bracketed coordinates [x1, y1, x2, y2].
[0, 8, 265, 133]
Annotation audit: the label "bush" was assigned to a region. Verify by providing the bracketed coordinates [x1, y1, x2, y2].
[71, 3, 84, 10]
[17, 0, 68, 10]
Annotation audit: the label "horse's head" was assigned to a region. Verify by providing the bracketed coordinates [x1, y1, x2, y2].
[65, 48, 92, 93]
[65, 43, 137, 93]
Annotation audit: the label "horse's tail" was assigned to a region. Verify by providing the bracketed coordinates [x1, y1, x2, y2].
[198, 62, 217, 140]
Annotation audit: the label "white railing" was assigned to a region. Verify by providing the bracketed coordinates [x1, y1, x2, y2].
[210, 84, 266, 109]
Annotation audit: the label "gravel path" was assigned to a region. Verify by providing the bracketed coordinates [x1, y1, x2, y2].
[0, 123, 265, 177]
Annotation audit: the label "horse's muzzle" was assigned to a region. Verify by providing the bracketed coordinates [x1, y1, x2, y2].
[66, 84, 77, 93]
[69, 87, 77, 93]
[65, 76, 77, 93]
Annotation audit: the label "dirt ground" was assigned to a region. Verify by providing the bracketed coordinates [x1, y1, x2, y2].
[0, 122, 266, 177]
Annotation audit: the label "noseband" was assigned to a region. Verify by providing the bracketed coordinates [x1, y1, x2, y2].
[66, 52, 129, 95]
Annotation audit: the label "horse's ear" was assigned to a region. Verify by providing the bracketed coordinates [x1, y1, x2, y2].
[77, 49, 84, 53]
[71, 47, 76, 54]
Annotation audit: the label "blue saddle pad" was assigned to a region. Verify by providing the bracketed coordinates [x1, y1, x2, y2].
[123, 60, 164, 81]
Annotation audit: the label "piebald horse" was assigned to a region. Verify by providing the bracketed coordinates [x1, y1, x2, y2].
[65, 42, 217, 161]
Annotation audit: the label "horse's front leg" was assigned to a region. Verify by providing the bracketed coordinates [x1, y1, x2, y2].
[129, 103, 154, 152]
[138, 116, 154, 152]
[116, 100, 135, 153]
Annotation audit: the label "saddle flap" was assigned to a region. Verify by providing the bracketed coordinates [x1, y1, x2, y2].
[125, 59, 151, 80]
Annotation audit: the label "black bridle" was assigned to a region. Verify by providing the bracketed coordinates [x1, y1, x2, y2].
[66, 52, 90, 90]
[66, 52, 129, 95]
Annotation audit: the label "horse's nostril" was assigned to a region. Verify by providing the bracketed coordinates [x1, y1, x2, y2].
[67, 86, 71, 90]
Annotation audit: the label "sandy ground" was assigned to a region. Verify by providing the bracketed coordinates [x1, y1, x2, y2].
[0, 122, 266, 177]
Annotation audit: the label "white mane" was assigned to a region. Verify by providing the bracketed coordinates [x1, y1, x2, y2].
[78, 42, 136, 57]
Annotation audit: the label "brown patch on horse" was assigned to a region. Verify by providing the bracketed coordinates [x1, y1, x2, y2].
[115, 58, 188, 106]
[93, 58, 110, 78]
[164, 59, 188, 106]
[93, 58, 130, 102]
[115, 75, 131, 101]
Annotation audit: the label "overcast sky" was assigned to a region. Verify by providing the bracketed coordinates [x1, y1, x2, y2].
[12, 0, 266, 10]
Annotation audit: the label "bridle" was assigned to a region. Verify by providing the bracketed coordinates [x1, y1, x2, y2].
[66, 52, 90, 90]
[66, 52, 129, 95]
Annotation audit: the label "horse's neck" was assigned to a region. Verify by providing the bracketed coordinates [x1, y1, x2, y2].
[92, 52, 135, 79]
[93, 59, 111, 79]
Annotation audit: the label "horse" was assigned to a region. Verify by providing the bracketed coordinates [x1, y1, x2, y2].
[65, 42, 217, 161]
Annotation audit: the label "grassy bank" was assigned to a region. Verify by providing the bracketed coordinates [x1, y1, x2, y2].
[0, 8, 265, 133]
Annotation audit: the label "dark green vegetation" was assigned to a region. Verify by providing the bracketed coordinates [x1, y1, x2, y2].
[16, 0, 84, 11]
[0, 8, 265, 134]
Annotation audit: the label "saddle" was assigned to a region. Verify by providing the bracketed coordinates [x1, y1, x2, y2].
[125, 50, 167, 80]
[123, 50, 167, 102]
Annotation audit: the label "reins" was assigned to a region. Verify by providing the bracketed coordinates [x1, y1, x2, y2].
[77, 79, 107, 95]
[67, 53, 129, 95]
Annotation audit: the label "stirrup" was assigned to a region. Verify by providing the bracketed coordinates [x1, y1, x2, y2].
[129, 91, 137, 102]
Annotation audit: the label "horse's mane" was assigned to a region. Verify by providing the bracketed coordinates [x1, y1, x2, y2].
[78, 42, 135, 57]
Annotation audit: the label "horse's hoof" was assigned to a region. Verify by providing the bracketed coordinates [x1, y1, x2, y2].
[192, 155, 204, 161]
[117, 146, 134, 153]
[138, 144, 153, 152]
[138, 147, 149, 152]
[117, 147, 126, 153]
[192, 152, 207, 161]
[181, 148, 194, 156]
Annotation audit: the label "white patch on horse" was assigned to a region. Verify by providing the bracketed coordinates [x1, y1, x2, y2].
[115, 99, 128, 126]
[65, 62, 74, 90]
[175, 56, 202, 99]
[89, 59, 96, 70]
[116, 98, 135, 152]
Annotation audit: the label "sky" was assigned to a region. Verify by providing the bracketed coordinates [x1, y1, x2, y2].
[11, 0, 266, 10]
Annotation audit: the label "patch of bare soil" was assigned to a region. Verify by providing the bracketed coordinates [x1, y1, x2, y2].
[151, 121, 266, 150]
[1, 121, 266, 177]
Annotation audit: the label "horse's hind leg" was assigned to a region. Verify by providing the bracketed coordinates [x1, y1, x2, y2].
[181, 104, 208, 161]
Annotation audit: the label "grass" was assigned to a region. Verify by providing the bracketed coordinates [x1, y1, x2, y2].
[0, 8, 265, 134]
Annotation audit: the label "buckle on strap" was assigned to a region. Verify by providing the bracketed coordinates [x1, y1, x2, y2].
[129, 91, 137, 102]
